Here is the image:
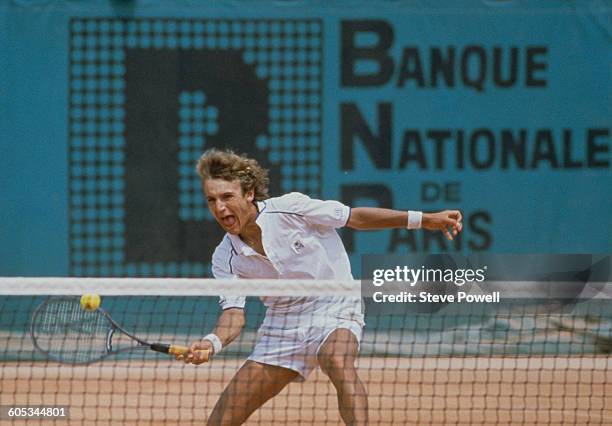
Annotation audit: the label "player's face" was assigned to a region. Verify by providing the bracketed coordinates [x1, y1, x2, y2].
[203, 178, 255, 235]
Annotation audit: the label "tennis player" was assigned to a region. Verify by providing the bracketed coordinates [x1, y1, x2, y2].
[178, 149, 462, 425]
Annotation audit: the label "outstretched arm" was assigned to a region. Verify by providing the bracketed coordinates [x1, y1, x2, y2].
[178, 307, 245, 365]
[346, 208, 463, 240]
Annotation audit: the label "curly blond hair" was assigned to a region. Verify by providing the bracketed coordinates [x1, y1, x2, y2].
[196, 149, 270, 201]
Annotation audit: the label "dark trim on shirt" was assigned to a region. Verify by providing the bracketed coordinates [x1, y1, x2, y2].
[227, 238, 238, 274]
[255, 200, 267, 219]
[264, 211, 305, 217]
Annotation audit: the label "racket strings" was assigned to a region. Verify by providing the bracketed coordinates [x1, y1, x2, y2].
[32, 298, 110, 364]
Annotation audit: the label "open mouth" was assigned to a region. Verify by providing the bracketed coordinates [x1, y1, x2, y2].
[220, 215, 236, 227]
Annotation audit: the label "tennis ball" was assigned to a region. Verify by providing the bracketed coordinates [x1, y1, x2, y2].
[80, 294, 101, 311]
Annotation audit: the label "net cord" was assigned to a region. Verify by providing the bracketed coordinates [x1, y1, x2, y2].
[0, 277, 360, 296]
[1, 277, 611, 298]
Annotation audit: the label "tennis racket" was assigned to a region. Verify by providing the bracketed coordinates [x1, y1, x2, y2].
[30, 297, 210, 365]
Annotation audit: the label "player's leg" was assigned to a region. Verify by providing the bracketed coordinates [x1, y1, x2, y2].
[207, 360, 299, 426]
[317, 328, 368, 425]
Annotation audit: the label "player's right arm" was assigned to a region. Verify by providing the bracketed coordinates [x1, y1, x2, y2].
[347, 208, 462, 240]
[183, 307, 245, 365]
[180, 238, 247, 365]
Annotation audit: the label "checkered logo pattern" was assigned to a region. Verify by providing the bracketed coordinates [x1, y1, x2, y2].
[68, 18, 323, 277]
[178, 91, 218, 221]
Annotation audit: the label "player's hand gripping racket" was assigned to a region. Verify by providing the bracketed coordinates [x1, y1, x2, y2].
[30, 297, 210, 365]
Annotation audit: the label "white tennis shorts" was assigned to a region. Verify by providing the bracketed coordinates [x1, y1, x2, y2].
[248, 315, 363, 381]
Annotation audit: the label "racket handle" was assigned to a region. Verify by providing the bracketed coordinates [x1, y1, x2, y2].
[171, 346, 211, 362]
[150, 343, 210, 361]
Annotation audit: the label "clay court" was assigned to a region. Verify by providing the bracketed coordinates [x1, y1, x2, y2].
[2, 356, 611, 425]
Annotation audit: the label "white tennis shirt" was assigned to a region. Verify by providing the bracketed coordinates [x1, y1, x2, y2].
[211, 192, 362, 321]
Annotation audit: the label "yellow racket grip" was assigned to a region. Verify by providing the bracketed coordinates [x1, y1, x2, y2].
[168, 345, 210, 362]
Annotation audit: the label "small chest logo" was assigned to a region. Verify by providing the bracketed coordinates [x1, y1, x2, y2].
[291, 240, 305, 254]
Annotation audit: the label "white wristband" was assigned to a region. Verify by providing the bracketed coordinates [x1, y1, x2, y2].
[407, 211, 423, 229]
[202, 333, 223, 355]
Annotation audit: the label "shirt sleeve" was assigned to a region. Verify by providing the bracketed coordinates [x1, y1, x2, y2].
[280, 192, 351, 228]
[211, 240, 246, 310]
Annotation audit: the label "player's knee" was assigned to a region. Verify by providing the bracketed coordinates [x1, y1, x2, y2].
[318, 353, 354, 377]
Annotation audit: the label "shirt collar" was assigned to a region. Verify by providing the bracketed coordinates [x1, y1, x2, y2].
[255, 200, 267, 223]
[227, 233, 250, 255]
[227, 200, 267, 256]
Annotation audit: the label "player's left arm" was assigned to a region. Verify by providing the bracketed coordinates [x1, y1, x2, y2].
[346, 208, 463, 240]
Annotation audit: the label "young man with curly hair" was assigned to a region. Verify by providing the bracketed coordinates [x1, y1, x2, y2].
[178, 149, 462, 425]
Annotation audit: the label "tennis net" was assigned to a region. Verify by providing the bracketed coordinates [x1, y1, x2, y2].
[1, 277, 611, 425]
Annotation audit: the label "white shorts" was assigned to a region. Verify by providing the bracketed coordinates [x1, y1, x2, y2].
[247, 317, 363, 381]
